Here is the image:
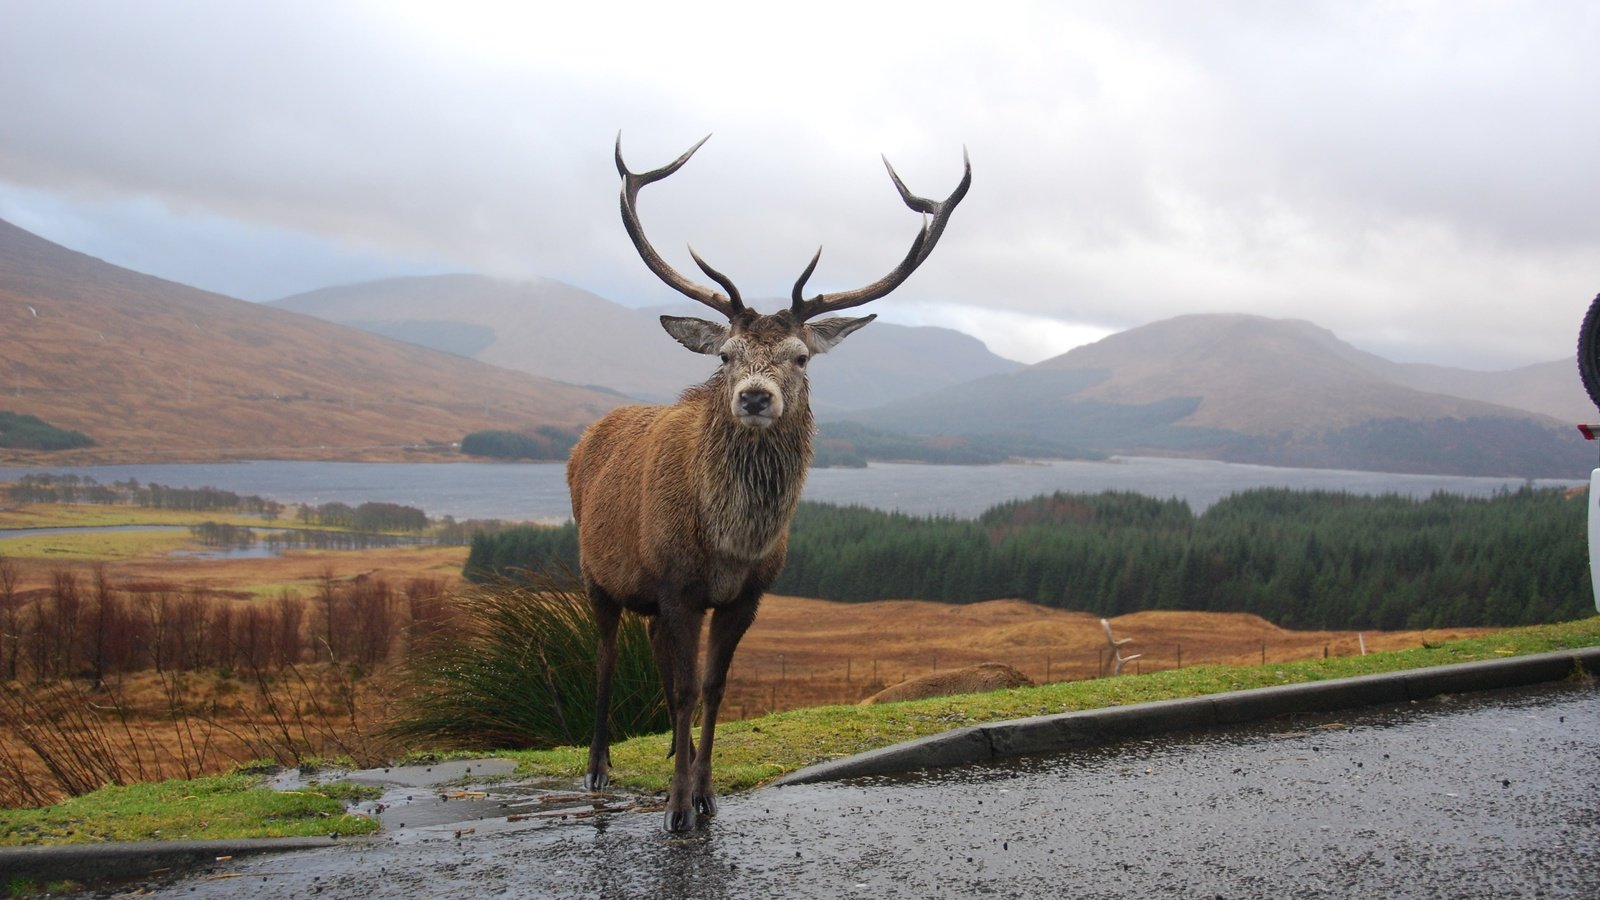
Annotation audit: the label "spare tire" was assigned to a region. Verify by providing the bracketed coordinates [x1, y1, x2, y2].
[1579, 292, 1600, 414]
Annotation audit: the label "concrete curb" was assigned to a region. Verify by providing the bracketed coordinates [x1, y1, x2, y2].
[0, 836, 344, 888]
[773, 647, 1600, 786]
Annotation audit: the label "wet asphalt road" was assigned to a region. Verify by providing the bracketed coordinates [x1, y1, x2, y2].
[121, 681, 1600, 899]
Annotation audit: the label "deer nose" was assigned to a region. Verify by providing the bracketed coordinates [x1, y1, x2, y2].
[738, 389, 772, 416]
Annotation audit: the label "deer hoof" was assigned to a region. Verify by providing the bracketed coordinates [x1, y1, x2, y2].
[583, 770, 610, 791]
[693, 792, 717, 817]
[663, 807, 696, 833]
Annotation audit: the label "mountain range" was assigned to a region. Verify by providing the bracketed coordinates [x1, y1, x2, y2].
[270, 275, 1022, 414]
[844, 314, 1592, 477]
[0, 219, 621, 462]
[0, 216, 1590, 477]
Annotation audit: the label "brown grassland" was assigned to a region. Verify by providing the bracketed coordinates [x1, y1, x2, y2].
[0, 536, 1489, 706]
[0, 523, 1490, 806]
[723, 598, 1490, 718]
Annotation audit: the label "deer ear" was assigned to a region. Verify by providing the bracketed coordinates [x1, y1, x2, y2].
[802, 314, 875, 354]
[660, 315, 728, 355]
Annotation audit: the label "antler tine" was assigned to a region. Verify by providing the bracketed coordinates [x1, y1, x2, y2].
[789, 247, 823, 308]
[616, 133, 744, 318]
[791, 147, 971, 321]
[688, 246, 742, 308]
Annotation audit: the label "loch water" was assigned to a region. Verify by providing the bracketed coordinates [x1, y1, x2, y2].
[0, 456, 1582, 523]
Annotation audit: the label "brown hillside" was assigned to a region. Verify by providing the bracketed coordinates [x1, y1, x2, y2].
[1036, 314, 1554, 436]
[718, 596, 1488, 715]
[0, 219, 623, 463]
[1380, 358, 1593, 425]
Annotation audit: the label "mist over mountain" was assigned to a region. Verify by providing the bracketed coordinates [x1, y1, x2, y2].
[840, 314, 1591, 478]
[0, 219, 621, 462]
[272, 276, 1023, 413]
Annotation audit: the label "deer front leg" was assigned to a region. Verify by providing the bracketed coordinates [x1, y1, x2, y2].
[648, 616, 695, 763]
[584, 586, 621, 791]
[691, 597, 759, 817]
[652, 600, 704, 832]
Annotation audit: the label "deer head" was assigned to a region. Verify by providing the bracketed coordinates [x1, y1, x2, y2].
[617, 134, 971, 429]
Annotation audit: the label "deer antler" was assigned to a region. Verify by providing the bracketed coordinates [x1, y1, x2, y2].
[790, 148, 971, 322]
[617, 133, 745, 319]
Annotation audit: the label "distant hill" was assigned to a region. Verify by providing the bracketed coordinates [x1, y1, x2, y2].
[271, 275, 1023, 413]
[1372, 358, 1590, 426]
[842, 314, 1591, 478]
[272, 274, 701, 402]
[0, 219, 623, 463]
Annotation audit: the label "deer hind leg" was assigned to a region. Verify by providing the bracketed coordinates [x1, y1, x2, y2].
[651, 598, 705, 833]
[583, 585, 621, 791]
[692, 595, 760, 817]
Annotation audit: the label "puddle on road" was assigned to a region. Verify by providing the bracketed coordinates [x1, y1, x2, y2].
[266, 758, 649, 834]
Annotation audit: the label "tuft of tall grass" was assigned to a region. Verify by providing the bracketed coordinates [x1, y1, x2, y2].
[387, 570, 666, 750]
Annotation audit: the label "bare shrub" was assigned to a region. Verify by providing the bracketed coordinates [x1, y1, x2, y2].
[400, 576, 454, 656]
[344, 576, 398, 669]
[0, 555, 20, 680]
[0, 568, 453, 805]
[272, 592, 305, 669]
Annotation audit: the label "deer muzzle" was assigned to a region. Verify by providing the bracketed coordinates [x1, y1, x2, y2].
[731, 376, 783, 428]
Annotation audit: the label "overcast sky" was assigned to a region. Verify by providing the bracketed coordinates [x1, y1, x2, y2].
[2, 0, 1597, 368]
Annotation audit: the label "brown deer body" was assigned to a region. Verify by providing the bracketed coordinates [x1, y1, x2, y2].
[568, 134, 968, 831]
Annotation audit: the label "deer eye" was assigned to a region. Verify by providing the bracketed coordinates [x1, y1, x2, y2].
[794, 354, 809, 368]
[719, 352, 730, 364]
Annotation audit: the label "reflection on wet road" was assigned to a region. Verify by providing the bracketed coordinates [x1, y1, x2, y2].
[143, 681, 1600, 899]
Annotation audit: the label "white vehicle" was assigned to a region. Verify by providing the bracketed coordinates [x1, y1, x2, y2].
[1575, 292, 1600, 612]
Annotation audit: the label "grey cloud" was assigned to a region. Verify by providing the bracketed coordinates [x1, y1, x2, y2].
[1, 1, 1597, 368]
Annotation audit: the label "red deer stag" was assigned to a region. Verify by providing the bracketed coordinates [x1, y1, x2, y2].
[568, 134, 969, 832]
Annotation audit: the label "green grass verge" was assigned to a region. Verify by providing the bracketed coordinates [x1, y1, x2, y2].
[3, 616, 1597, 846]
[0, 774, 380, 847]
[505, 616, 1600, 793]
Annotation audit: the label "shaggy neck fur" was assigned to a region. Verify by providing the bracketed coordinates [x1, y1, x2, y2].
[685, 373, 814, 561]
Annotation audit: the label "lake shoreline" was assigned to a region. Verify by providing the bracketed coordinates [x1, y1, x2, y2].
[0, 456, 1586, 523]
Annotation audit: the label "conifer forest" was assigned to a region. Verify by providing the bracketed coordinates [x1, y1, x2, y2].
[466, 486, 1589, 631]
